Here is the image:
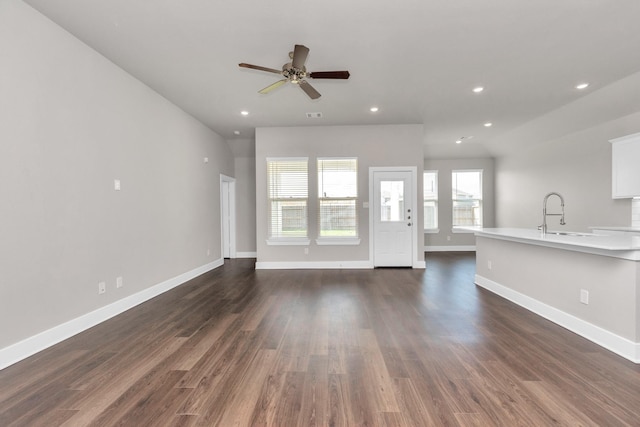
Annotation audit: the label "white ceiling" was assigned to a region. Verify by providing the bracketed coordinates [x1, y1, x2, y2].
[23, 0, 640, 158]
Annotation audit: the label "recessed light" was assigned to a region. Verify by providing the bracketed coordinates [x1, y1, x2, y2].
[576, 83, 589, 90]
[456, 139, 462, 144]
[484, 122, 492, 127]
[240, 110, 249, 116]
[472, 87, 484, 93]
[233, 130, 240, 135]
[370, 106, 379, 112]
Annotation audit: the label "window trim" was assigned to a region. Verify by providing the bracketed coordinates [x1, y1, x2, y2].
[423, 170, 438, 232]
[317, 157, 359, 242]
[266, 157, 309, 243]
[315, 237, 361, 245]
[451, 169, 483, 228]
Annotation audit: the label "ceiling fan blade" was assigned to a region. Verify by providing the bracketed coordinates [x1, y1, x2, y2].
[299, 80, 321, 99]
[309, 71, 351, 79]
[259, 79, 288, 94]
[239, 63, 282, 74]
[291, 45, 309, 69]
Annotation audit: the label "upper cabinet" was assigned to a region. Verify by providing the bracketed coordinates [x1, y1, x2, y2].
[610, 132, 640, 199]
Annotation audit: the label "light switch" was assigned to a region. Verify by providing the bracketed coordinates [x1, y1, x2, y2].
[580, 289, 589, 305]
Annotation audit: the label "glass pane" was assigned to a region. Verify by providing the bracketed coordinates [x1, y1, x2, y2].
[380, 180, 404, 222]
[318, 158, 357, 198]
[319, 200, 357, 237]
[424, 200, 437, 229]
[423, 171, 437, 199]
[267, 160, 308, 198]
[270, 200, 308, 238]
[452, 171, 482, 200]
[452, 199, 482, 226]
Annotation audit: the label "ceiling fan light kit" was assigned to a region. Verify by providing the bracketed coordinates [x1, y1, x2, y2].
[239, 44, 350, 100]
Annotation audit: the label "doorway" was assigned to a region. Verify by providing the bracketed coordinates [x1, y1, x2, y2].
[220, 174, 236, 259]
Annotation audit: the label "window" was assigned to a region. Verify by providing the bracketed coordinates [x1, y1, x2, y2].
[318, 158, 358, 238]
[267, 158, 308, 240]
[452, 170, 483, 228]
[423, 171, 438, 230]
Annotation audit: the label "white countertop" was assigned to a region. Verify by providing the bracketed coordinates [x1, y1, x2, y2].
[472, 227, 640, 260]
[590, 226, 640, 232]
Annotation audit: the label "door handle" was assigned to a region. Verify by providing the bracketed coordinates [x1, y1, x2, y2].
[407, 223, 412, 226]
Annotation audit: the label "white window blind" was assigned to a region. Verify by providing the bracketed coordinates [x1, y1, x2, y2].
[318, 158, 358, 238]
[424, 171, 438, 229]
[452, 170, 483, 227]
[267, 158, 308, 239]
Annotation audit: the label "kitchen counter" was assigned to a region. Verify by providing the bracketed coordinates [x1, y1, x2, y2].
[473, 227, 640, 363]
[473, 227, 640, 260]
[590, 226, 640, 232]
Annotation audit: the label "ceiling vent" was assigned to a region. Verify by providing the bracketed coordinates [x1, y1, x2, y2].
[306, 112, 323, 119]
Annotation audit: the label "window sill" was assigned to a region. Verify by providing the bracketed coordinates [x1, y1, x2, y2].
[452, 226, 481, 233]
[316, 238, 361, 246]
[266, 238, 311, 246]
[424, 228, 440, 234]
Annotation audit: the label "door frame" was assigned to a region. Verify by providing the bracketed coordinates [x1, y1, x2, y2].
[220, 174, 236, 259]
[369, 166, 423, 268]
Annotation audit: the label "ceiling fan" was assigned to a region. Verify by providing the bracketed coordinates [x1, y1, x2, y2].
[239, 44, 350, 100]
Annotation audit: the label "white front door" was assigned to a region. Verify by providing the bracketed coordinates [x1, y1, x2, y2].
[373, 170, 413, 267]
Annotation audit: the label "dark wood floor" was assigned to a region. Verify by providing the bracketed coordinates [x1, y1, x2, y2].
[2, 253, 640, 426]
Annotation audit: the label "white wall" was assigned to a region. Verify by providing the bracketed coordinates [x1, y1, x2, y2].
[0, 0, 233, 352]
[493, 72, 640, 231]
[495, 112, 640, 231]
[255, 125, 424, 266]
[234, 156, 257, 256]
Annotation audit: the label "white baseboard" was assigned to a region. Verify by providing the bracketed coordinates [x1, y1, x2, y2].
[255, 260, 426, 270]
[425, 245, 476, 252]
[0, 258, 224, 371]
[475, 274, 640, 364]
[236, 251, 257, 258]
[255, 260, 373, 269]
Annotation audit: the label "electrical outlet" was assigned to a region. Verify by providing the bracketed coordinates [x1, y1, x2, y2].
[487, 260, 492, 270]
[580, 289, 589, 305]
[116, 276, 123, 288]
[447, 235, 451, 241]
[114, 179, 121, 191]
[304, 247, 309, 255]
[207, 248, 211, 256]
[98, 282, 106, 294]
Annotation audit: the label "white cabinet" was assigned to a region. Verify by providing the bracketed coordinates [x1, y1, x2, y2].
[610, 132, 640, 199]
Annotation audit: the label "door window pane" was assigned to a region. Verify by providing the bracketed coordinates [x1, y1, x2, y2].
[380, 180, 404, 222]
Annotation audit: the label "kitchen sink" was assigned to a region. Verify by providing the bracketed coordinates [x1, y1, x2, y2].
[545, 231, 594, 237]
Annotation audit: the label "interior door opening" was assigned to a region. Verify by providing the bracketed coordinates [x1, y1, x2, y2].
[220, 175, 236, 260]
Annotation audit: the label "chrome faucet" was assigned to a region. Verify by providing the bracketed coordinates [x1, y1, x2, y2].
[538, 192, 565, 235]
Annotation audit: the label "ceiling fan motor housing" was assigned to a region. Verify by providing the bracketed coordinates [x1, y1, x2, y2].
[282, 63, 307, 83]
